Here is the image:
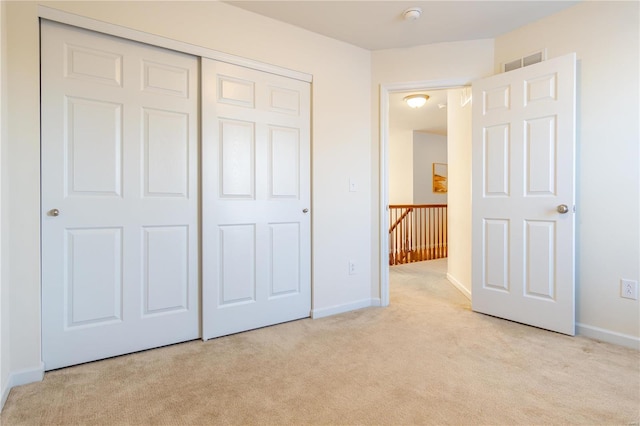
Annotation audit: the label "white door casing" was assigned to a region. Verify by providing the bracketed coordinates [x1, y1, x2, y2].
[471, 53, 576, 335]
[202, 59, 311, 340]
[41, 21, 199, 369]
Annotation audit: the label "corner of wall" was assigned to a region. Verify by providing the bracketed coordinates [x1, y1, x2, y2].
[1, 363, 46, 410]
[1, 379, 9, 412]
[446, 273, 471, 300]
[0, 0, 8, 412]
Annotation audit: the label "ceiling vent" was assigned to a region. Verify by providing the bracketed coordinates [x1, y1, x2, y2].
[503, 49, 546, 73]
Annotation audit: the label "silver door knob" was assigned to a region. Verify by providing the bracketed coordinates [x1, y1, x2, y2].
[48, 209, 60, 217]
[557, 204, 569, 214]
[302, 208, 309, 213]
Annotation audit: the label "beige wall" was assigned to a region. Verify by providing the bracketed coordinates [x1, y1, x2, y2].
[446, 89, 472, 297]
[388, 128, 414, 204]
[413, 131, 447, 205]
[495, 1, 639, 341]
[370, 39, 495, 299]
[0, 0, 9, 406]
[1, 0, 373, 390]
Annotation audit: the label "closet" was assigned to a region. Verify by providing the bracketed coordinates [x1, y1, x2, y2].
[40, 20, 310, 370]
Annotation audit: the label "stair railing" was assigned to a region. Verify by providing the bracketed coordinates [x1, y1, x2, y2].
[389, 204, 448, 266]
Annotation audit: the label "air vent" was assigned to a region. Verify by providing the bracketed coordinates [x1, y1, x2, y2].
[523, 51, 543, 66]
[502, 49, 546, 73]
[504, 59, 522, 72]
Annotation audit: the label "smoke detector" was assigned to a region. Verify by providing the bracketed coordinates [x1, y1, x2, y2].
[403, 7, 422, 21]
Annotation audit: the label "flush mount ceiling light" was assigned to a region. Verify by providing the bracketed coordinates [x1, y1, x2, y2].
[404, 94, 430, 108]
[403, 7, 422, 21]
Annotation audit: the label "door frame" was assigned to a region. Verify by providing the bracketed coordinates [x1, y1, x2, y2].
[379, 78, 471, 306]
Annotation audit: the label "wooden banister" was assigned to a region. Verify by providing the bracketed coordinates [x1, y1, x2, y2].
[389, 204, 448, 266]
[389, 207, 413, 233]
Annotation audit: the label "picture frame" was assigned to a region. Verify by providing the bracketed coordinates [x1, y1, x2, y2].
[433, 163, 448, 193]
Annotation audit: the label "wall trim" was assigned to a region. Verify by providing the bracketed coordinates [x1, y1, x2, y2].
[0, 379, 8, 412]
[379, 78, 472, 307]
[1, 363, 45, 411]
[577, 323, 640, 351]
[311, 298, 380, 319]
[37, 5, 312, 83]
[446, 273, 471, 300]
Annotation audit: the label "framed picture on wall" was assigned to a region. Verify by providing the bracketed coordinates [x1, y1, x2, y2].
[433, 163, 448, 193]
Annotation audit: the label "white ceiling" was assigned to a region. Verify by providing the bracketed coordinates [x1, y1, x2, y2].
[224, 1, 579, 51]
[224, 0, 578, 135]
[390, 90, 449, 135]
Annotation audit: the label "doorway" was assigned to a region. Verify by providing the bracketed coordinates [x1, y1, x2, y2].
[379, 79, 472, 307]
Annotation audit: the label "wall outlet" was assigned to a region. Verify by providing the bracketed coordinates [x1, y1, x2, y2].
[348, 260, 356, 275]
[621, 279, 638, 300]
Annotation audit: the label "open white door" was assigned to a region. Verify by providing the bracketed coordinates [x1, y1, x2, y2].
[471, 53, 576, 335]
[201, 59, 311, 339]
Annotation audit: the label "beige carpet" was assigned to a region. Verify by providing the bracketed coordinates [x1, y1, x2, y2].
[2, 259, 639, 425]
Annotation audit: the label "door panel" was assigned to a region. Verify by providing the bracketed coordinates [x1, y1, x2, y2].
[65, 43, 123, 86]
[472, 53, 576, 335]
[202, 60, 311, 340]
[219, 224, 257, 306]
[219, 119, 255, 198]
[142, 226, 189, 314]
[67, 98, 123, 196]
[270, 223, 301, 297]
[66, 227, 123, 326]
[141, 60, 190, 98]
[484, 125, 510, 196]
[525, 220, 555, 299]
[270, 127, 300, 197]
[525, 116, 556, 195]
[143, 109, 189, 197]
[484, 219, 509, 292]
[41, 21, 199, 370]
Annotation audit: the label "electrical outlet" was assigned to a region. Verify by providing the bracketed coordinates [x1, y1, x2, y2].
[348, 260, 356, 275]
[621, 279, 638, 300]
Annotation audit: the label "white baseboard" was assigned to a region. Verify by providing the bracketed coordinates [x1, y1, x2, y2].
[0, 377, 9, 412]
[577, 323, 640, 350]
[311, 298, 380, 319]
[446, 273, 471, 300]
[1, 363, 45, 411]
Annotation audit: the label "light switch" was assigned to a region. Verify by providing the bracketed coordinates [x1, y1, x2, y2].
[349, 178, 357, 192]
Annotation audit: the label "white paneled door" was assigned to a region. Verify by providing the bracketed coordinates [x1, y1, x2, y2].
[41, 21, 199, 370]
[471, 53, 576, 335]
[202, 60, 311, 339]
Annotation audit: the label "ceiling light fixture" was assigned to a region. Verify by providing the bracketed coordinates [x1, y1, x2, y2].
[403, 7, 422, 21]
[404, 94, 429, 108]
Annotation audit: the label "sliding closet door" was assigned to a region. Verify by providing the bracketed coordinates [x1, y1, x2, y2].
[41, 21, 199, 370]
[202, 59, 311, 339]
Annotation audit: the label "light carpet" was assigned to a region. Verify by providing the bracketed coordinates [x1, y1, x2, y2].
[2, 259, 639, 425]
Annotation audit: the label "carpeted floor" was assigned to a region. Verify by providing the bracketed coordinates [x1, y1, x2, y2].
[2, 259, 639, 425]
